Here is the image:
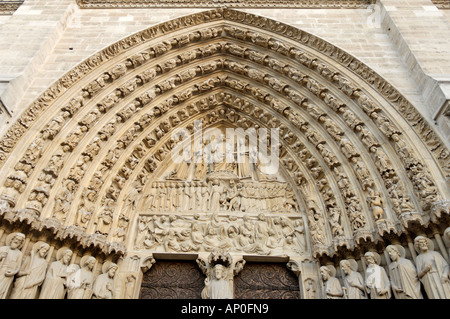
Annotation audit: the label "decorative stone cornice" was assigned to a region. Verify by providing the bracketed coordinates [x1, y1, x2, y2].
[76, 0, 376, 9]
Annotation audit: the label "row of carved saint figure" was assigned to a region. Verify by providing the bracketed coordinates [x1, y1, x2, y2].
[321, 235, 450, 299]
[1, 232, 449, 299]
[0, 233, 118, 299]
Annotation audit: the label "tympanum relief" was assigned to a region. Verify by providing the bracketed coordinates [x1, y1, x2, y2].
[133, 129, 307, 257]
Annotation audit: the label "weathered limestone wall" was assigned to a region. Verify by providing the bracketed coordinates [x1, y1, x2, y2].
[0, 0, 448, 142]
[379, 0, 450, 139]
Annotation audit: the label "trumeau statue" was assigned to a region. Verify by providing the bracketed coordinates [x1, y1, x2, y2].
[197, 251, 245, 299]
[10, 241, 50, 299]
[0, 232, 25, 299]
[40, 247, 77, 299]
[363, 251, 391, 299]
[386, 245, 423, 299]
[201, 263, 233, 299]
[414, 236, 450, 299]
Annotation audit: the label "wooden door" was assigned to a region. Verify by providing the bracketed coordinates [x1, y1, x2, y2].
[234, 262, 300, 299]
[139, 260, 205, 299]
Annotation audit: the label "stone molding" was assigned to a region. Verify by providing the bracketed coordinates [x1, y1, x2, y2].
[76, 0, 376, 9]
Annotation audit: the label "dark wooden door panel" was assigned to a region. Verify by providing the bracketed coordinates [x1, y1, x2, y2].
[234, 262, 300, 299]
[139, 260, 204, 299]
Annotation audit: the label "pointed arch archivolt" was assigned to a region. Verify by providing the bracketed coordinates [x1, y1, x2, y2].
[0, 8, 448, 260]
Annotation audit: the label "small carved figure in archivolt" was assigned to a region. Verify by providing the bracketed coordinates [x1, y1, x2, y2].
[368, 191, 384, 221]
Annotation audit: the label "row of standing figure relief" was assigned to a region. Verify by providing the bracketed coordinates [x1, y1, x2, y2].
[0, 233, 118, 299]
[1, 231, 449, 299]
[142, 179, 298, 213]
[134, 212, 306, 255]
[321, 233, 450, 299]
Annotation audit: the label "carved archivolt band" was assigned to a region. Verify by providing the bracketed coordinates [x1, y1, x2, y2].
[0, 9, 448, 259]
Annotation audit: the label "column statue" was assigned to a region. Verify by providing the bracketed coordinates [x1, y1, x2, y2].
[92, 262, 118, 299]
[363, 251, 391, 299]
[320, 265, 344, 299]
[340, 259, 366, 299]
[414, 236, 450, 299]
[10, 241, 50, 299]
[386, 245, 423, 299]
[0, 232, 25, 299]
[40, 247, 78, 299]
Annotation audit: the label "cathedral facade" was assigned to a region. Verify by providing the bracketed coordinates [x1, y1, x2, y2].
[0, 0, 449, 299]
